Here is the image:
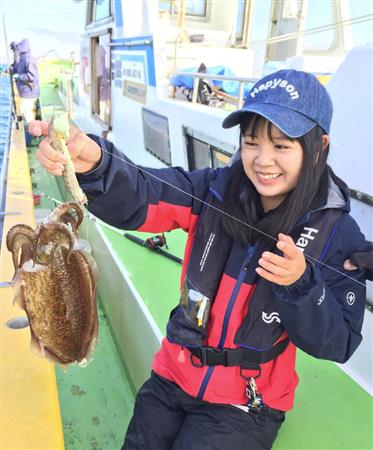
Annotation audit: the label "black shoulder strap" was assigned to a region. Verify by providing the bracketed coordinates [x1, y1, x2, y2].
[292, 209, 343, 264]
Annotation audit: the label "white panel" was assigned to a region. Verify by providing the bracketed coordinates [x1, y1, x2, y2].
[81, 220, 162, 391]
[327, 45, 373, 197]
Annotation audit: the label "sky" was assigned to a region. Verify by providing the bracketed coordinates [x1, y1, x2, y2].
[0, 0, 87, 64]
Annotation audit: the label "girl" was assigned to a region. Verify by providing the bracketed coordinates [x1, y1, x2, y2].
[30, 69, 367, 450]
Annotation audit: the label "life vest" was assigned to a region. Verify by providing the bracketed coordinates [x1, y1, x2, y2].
[166, 171, 343, 369]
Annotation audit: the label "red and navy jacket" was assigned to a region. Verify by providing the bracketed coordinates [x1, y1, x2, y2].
[78, 136, 367, 411]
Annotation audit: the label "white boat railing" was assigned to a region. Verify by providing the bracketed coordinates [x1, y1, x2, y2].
[174, 71, 258, 108]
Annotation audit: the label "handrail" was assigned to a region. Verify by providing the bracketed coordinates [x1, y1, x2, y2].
[174, 71, 257, 108]
[350, 189, 373, 207]
[109, 39, 152, 47]
[0, 76, 13, 240]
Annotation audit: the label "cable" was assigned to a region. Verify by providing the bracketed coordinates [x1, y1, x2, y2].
[36, 140, 367, 288]
[97, 146, 366, 288]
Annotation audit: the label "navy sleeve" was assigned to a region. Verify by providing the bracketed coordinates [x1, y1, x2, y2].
[76, 135, 216, 231]
[274, 213, 367, 363]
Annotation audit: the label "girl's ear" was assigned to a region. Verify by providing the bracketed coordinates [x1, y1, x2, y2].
[322, 134, 330, 150]
[315, 135, 330, 163]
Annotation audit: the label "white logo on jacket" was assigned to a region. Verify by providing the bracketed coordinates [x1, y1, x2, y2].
[295, 227, 318, 253]
[346, 292, 356, 305]
[317, 287, 326, 305]
[262, 312, 281, 324]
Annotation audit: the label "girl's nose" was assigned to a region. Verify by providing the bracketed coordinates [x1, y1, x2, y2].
[255, 145, 275, 166]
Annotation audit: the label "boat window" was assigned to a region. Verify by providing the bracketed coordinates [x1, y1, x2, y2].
[81, 42, 90, 94]
[302, 1, 335, 52]
[186, 134, 231, 170]
[186, 136, 211, 170]
[249, 1, 272, 47]
[346, 2, 373, 48]
[92, 0, 111, 22]
[235, 0, 250, 46]
[159, 0, 208, 17]
[211, 148, 231, 168]
[267, 0, 307, 61]
[142, 109, 172, 166]
[91, 33, 111, 125]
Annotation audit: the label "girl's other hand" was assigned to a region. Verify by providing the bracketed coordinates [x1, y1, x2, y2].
[256, 233, 306, 285]
[344, 240, 373, 281]
[28, 120, 102, 175]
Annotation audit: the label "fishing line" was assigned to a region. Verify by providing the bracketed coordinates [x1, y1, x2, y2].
[37, 192, 125, 236]
[36, 141, 367, 289]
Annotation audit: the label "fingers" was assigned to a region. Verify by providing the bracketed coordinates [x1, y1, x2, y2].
[36, 137, 67, 176]
[276, 233, 301, 258]
[28, 120, 49, 137]
[66, 139, 83, 161]
[255, 267, 286, 285]
[258, 251, 288, 274]
[256, 233, 306, 285]
[343, 259, 358, 271]
[66, 127, 90, 159]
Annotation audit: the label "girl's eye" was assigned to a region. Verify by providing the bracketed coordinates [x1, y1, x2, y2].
[275, 145, 290, 150]
[244, 141, 257, 146]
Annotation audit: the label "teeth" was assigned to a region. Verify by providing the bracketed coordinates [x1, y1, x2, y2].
[259, 173, 281, 180]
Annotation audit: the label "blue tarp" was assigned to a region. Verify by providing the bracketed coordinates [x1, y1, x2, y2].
[171, 65, 253, 97]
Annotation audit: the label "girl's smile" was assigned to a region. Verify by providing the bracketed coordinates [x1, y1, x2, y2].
[256, 171, 282, 183]
[241, 120, 303, 211]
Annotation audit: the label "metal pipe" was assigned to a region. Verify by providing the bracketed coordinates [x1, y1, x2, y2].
[237, 82, 244, 108]
[350, 189, 373, 207]
[191, 77, 200, 104]
[66, 79, 73, 119]
[175, 71, 257, 84]
[108, 40, 152, 47]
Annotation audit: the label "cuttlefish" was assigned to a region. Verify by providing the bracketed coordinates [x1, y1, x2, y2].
[6, 202, 99, 365]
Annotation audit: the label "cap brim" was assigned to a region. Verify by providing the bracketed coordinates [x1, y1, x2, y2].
[222, 103, 317, 138]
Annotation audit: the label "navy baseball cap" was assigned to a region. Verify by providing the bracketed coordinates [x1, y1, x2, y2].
[222, 69, 333, 138]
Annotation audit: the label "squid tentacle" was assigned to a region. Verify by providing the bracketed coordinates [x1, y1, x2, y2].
[6, 224, 35, 271]
[48, 201, 85, 236]
[34, 221, 75, 265]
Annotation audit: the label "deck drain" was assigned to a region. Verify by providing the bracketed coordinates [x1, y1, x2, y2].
[6, 317, 29, 329]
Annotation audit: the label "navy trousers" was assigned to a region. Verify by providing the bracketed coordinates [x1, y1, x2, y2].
[122, 372, 285, 450]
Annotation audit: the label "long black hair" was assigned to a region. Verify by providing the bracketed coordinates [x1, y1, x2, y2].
[221, 114, 330, 246]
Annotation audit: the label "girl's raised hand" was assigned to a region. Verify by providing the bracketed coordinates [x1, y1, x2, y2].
[28, 120, 102, 175]
[256, 233, 306, 286]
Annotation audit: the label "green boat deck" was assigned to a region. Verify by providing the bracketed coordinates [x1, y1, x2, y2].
[29, 70, 372, 450]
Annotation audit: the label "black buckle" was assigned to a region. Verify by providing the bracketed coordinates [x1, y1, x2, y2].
[188, 339, 289, 368]
[191, 347, 229, 367]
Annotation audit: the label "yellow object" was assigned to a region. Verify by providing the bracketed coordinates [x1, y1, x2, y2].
[316, 74, 332, 85]
[0, 121, 65, 449]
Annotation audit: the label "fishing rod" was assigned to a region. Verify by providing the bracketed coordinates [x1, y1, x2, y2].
[124, 233, 183, 264]
[1, 10, 20, 129]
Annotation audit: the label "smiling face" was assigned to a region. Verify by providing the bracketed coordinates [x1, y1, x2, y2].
[241, 117, 304, 212]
